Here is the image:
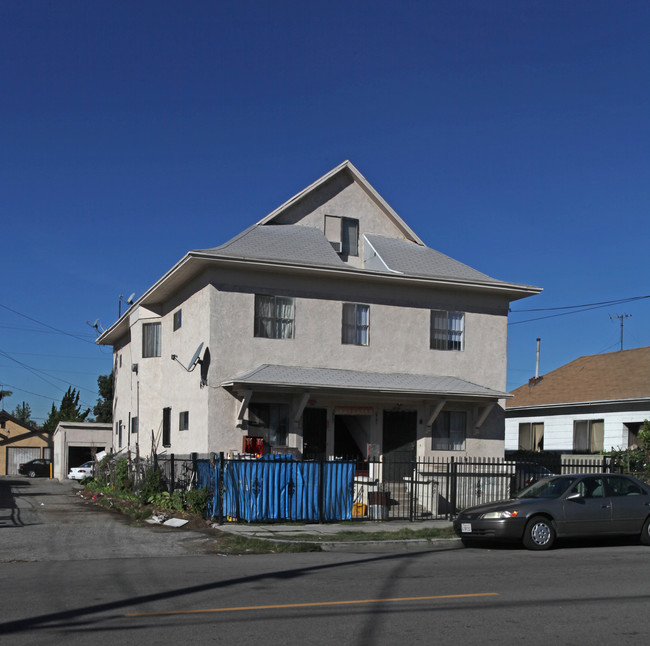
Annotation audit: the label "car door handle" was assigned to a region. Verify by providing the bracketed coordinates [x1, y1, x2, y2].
[601, 505, 610, 509]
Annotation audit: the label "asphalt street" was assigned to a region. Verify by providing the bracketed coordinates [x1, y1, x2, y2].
[3, 477, 650, 646]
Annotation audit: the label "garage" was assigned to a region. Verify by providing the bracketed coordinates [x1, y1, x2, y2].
[52, 422, 113, 481]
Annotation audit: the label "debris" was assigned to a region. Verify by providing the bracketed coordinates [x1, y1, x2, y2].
[163, 518, 189, 528]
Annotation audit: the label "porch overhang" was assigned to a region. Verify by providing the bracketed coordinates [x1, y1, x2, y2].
[222, 364, 509, 426]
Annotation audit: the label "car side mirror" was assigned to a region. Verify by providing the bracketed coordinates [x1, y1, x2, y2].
[566, 492, 582, 501]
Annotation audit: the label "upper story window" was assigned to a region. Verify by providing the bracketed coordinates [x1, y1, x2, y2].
[432, 411, 467, 451]
[324, 215, 359, 256]
[142, 322, 161, 357]
[574, 420, 604, 453]
[342, 303, 369, 346]
[430, 310, 464, 351]
[173, 309, 182, 331]
[254, 295, 295, 339]
[179, 411, 189, 431]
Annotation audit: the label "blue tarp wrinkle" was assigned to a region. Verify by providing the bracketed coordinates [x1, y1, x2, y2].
[199, 457, 355, 522]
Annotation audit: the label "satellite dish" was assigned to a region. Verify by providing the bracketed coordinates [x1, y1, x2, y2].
[187, 343, 204, 371]
[127, 293, 135, 304]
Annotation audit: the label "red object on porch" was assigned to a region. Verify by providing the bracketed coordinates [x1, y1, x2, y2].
[243, 435, 263, 457]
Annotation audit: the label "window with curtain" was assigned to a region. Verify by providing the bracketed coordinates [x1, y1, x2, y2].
[430, 310, 464, 351]
[142, 322, 161, 357]
[342, 303, 369, 345]
[573, 420, 604, 453]
[254, 295, 295, 339]
[518, 422, 544, 451]
[432, 411, 467, 451]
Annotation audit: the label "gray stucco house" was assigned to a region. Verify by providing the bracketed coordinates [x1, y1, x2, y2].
[97, 161, 540, 463]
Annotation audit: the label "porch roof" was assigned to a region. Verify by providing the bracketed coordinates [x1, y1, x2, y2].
[221, 364, 509, 401]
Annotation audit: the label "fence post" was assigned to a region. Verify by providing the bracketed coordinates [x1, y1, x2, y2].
[191, 452, 197, 486]
[218, 452, 224, 525]
[318, 457, 324, 523]
[170, 454, 175, 493]
[450, 456, 458, 517]
[409, 463, 415, 521]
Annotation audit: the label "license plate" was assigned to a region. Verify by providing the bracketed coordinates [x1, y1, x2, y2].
[461, 523, 472, 533]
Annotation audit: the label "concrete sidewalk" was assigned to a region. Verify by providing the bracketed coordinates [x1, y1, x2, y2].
[212, 518, 462, 552]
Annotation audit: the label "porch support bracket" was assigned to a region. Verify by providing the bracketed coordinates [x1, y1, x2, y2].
[426, 399, 446, 427]
[294, 392, 311, 423]
[237, 390, 253, 421]
[475, 402, 495, 430]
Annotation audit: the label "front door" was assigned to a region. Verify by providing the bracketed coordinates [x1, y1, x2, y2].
[302, 408, 327, 460]
[382, 411, 417, 481]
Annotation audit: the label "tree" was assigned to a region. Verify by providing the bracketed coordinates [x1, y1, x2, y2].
[12, 401, 34, 426]
[42, 387, 90, 432]
[93, 374, 114, 423]
[0, 388, 12, 406]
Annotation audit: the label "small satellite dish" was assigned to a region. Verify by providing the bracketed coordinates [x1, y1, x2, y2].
[171, 342, 205, 373]
[127, 293, 135, 304]
[187, 343, 204, 371]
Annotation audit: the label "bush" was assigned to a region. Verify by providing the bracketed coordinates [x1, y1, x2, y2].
[137, 465, 165, 505]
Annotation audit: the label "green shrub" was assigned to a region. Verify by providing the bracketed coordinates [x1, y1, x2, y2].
[138, 465, 165, 504]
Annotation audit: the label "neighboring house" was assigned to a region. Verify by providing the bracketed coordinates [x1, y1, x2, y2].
[97, 161, 540, 464]
[0, 410, 52, 475]
[505, 346, 650, 454]
[52, 421, 113, 481]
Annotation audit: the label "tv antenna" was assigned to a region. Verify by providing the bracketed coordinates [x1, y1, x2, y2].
[86, 318, 105, 335]
[119, 293, 135, 317]
[610, 313, 631, 351]
[171, 342, 204, 372]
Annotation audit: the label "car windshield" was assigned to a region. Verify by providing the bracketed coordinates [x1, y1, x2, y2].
[515, 476, 577, 499]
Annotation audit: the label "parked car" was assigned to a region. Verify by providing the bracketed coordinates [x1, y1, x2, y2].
[18, 459, 52, 478]
[454, 473, 650, 550]
[510, 462, 554, 497]
[67, 461, 95, 481]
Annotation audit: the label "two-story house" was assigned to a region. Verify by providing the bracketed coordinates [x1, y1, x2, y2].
[97, 161, 540, 464]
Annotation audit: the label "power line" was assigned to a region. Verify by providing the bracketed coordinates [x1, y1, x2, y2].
[0, 302, 97, 344]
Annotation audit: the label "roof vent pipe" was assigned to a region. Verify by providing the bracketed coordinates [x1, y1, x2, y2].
[535, 338, 541, 379]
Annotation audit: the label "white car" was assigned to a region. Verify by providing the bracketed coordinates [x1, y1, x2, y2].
[67, 461, 95, 481]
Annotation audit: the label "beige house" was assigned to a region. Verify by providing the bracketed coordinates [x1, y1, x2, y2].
[506, 346, 650, 454]
[0, 410, 52, 475]
[98, 161, 540, 463]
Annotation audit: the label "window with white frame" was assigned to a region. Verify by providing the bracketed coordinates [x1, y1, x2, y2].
[342, 303, 369, 346]
[142, 322, 161, 357]
[573, 420, 604, 453]
[519, 422, 544, 451]
[179, 411, 189, 431]
[254, 295, 295, 339]
[430, 310, 464, 351]
[432, 411, 467, 451]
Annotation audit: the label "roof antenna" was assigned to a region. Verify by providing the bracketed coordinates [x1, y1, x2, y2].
[610, 314, 631, 351]
[86, 319, 105, 335]
[119, 293, 135, 317]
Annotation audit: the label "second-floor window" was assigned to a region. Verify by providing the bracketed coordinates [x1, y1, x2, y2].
[254, 295, 295, 339]
[342, 303, 369, 346]
[179, 411, 189, 431]
[430, 310, 464, 351]
[173, 309, 182, 331]
[142, 322, 161, 357]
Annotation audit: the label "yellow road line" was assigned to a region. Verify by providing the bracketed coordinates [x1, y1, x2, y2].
[125, 592, 499, 618]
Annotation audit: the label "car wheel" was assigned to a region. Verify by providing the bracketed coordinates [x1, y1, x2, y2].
[523, 516, 555, 550]
[640, 517, 650, 546]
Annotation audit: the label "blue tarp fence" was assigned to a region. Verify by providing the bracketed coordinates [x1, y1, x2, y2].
[197, 456, 356, 522]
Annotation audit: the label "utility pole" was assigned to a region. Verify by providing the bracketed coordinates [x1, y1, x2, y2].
[610, 314, 631, 351]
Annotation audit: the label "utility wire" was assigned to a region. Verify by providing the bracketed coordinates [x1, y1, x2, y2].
[0, 302, 98, 344]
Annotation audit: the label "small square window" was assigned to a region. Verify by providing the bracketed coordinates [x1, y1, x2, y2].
[179, 411, 189, 431]
[173, 309, 182, 331]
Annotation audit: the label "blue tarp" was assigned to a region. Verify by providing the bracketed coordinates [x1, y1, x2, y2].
[201, 457, 355, 522]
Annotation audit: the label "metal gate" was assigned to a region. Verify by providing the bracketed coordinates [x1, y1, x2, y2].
[6, 447, 41, 475]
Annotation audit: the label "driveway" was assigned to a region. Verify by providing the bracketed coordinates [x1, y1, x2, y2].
[0, 476, 216, 563]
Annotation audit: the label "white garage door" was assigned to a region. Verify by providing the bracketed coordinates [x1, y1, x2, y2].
[7, 447, 41, 475]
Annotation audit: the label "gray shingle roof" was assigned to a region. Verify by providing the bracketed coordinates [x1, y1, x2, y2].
[196, 225, 344, 268]
[366, 234, 497, 282]
[223, 364, 508, 399]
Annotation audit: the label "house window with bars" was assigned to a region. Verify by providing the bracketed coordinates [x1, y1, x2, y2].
[430, 310, 464, 351]
[254, 295, 295, 339]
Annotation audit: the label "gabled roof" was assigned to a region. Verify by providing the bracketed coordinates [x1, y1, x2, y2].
[507, 346, 650, 409]
[256, 160, 424, 244]
[222, 364, 509, 400]
[0, 409, 41, 433]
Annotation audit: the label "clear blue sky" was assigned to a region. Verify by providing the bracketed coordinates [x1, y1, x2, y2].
[2, 1, 649, 424]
